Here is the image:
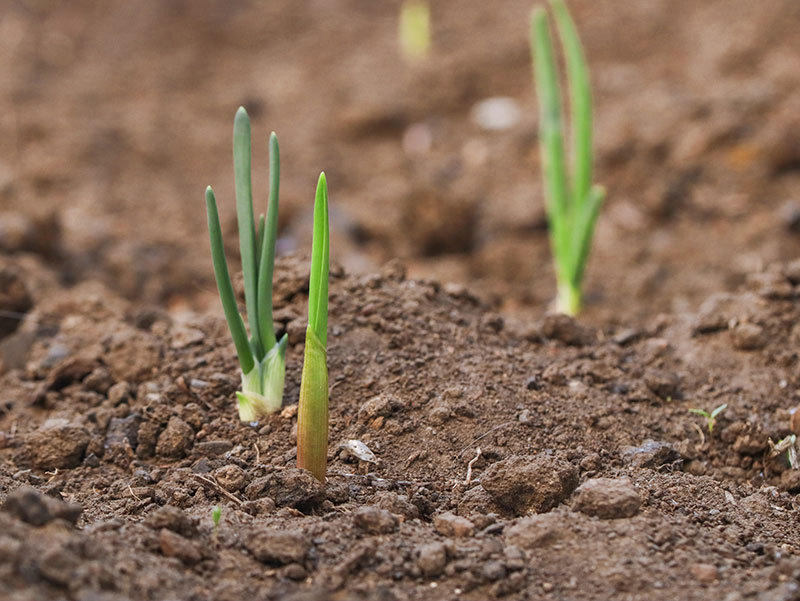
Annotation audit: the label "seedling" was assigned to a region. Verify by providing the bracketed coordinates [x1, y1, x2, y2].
[768, 435, 798, 469]
[399, 0, 431, 62]
[205, 107, 288, 422]
[530, 0, 604, 315]
[297, 173, 330, 482]
[689, 403, 728, 434]
[211, 505, 221, 544]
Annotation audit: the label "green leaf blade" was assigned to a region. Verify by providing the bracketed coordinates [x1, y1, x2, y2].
[205, 186, 255, 374]
[570, 184, 605, 285]
[530, 8, 571, 285]
[550, 0, 593, 210]
[257, 132, 281, 351]
[233, 106, 262, 358]
[308, 172, 329, 347]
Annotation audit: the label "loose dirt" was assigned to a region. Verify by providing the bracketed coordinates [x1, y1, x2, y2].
[2, 0, 800, 599]
[2, 253, 800, 600]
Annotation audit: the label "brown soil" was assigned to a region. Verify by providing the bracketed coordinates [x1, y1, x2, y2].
[2, 1, 800, 600]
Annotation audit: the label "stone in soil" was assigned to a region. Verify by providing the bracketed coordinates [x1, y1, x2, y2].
[731, 322, 767, 350]
[352, 505, 399, 534]
[480, 454, 578, 516]
[105, 413, 142, 451]
[417, 541, 448, 578]
[622, 440, 680, 469]
[433, 512, 474, 537]
[572, 478, 641, 519]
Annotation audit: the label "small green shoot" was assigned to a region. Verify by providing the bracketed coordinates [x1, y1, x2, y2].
[689, 403, 728, 434]
[211, 505, 221, 544]
[297, 173, 330, 482]
[399, 0, 431, 62]
[768, 434, 798, 470]
[205, 107, 288, 422]
[530, 0, 604, 315]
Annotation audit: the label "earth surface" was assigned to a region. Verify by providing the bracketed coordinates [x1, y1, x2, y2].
[2, 1, 800, 600]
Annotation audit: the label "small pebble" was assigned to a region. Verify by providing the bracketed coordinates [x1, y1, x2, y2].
[470, 97, 522, 131]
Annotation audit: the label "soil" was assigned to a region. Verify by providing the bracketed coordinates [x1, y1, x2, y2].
[2, 1, 800, 600]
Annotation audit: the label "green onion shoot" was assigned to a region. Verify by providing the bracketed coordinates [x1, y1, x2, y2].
[399, 0, 431, 62]
[211, 505, 221, 545]
[297, 173, 330, 482]
[205, 107, 288, 422]
[530, 0, 604, 316]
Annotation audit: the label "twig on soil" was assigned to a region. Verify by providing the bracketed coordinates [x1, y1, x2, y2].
[254, 441, 261, 465]
[691, 421, 706, 447]
[464, 447, 481, 486]
[457, 421, 515, 458]
[193, 474, 244, 506]
[128, 485, 142, 502]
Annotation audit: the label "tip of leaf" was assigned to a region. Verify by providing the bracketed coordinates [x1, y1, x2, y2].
[205, 186, 215, 201]
[270, 131, 278, 142]
[236, 106, 248, 119]
[531, 5, 546, 21]
[276, 332, 288, 355]
[318, 172, 327, 188]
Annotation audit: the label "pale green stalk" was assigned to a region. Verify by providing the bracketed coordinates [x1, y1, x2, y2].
[297, 173, 330, 482]
[530, 0, 604, 316]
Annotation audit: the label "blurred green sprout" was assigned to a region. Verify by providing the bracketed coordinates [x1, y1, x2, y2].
[399, 0, 431, 62]
[530, 0, 604, 315]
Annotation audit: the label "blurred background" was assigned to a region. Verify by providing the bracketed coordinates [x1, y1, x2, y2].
[1, 0, 800, 326]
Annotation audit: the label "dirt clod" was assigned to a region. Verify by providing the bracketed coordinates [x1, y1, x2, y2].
[0, 265, 32, 340]
[245, 468, 325, 512]
[244, 527, 310, 565]
[145, 505, 198, 537]
[155, 417, 194, 458]
[3, 487, 81, 526]
[731, 322, 767, 350]
[433, 512, 475, 537]
[504, 512, 563, 549]
[214, 465, 247, 492]
[353, 505, 400, 534]
[481, 455, 578, 516]
[538, 314, 594, 346]
[418, 542, 448, 577]
[16, 419, 90, 470]
[572, 478, 642, 519]
[690, 563, 719, 585]
[159, 528, 202, 565]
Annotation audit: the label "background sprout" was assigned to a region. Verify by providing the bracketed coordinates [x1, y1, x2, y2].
[297, 173, 330, 482]
[399, 0, 431, 62]
[530, 0, 605, 316]
[689, 403, 728, 434]
[205, 107, 288, 422]
[211, 506, 221, 544]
